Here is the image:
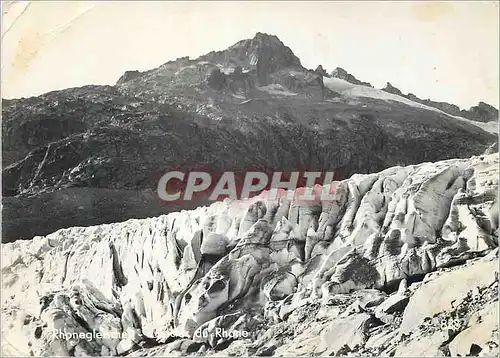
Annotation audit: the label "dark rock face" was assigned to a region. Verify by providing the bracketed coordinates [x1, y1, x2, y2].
[1, 32, 497, 242]
[330, 67, 373, 87]
[207, 68, 227, 90]
[315, 65, 329, 77]
[201, 32, 301, 83]
[208, 66, 256, 96]
[116, 70, 142, 85]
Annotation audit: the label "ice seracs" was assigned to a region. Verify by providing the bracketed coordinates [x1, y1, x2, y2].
[1, 153, 498, 356]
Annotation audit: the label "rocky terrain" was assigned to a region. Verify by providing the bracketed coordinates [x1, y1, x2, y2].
[2, 33, 498, 241]
[330, 67, 373, 88]
[2, 152, 498, 356]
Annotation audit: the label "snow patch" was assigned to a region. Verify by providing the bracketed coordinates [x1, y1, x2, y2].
[257, 84, 298, 96]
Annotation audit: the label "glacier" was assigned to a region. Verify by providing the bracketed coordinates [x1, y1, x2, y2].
[1, 153, 498, 356]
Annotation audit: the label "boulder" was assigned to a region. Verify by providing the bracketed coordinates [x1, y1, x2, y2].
[400, 259, 498, 334]
[375, 294, 409, 315]
[448, 302, 499, 357]
[315, 313, 374, 355]
[394, 331, 449, 356]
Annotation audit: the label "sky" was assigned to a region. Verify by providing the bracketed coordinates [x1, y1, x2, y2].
[1, 1, 499, 109]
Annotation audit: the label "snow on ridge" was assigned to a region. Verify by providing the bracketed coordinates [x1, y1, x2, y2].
[323, 77, 498, 134]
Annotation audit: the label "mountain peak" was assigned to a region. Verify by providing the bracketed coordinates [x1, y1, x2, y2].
[198, 32, 302, 84]
[330, 67, 373, 87]
[382, 82, 403, 96]
[252, 31, 281, 43]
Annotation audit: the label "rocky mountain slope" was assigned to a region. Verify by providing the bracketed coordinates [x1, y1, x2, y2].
[1, 33, 497, 242]
[2, 153, 498, 356]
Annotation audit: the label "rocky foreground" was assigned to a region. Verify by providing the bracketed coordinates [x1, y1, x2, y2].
[2, 153, 499, 356]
